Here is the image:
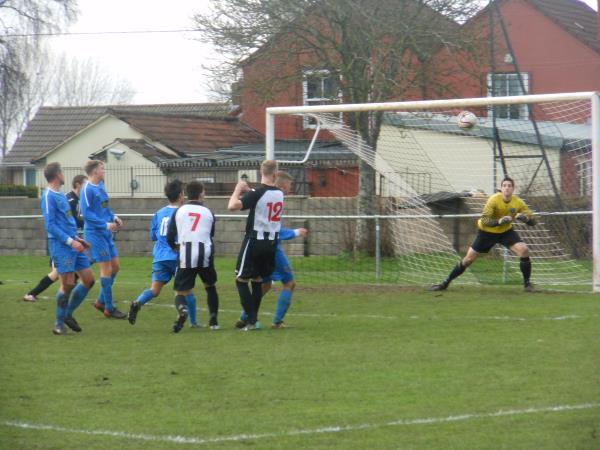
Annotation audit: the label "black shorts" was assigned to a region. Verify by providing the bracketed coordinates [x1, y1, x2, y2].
[236, 236, 277, 280]
[471, 229, 522, 253]
[173, 265, 217, 291]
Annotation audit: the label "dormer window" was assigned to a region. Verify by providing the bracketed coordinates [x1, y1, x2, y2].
[302, 69, 341, 128]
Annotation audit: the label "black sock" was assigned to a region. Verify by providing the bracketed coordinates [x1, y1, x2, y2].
[446, 262, 466, 285]
[251, 281, 263, 319]
[236, 281, 255, 324]
[520, 257, 532, 285]
[28, 275, 56, 296]
[175, 295, 188, 315]
[205, 286, 219, 325]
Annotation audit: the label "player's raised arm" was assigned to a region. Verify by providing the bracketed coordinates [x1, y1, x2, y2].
[228, 180, 250, 211]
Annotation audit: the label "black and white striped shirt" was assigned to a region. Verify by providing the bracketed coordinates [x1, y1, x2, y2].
[241, 185, 284, 240]
[167, 201, 215, 268]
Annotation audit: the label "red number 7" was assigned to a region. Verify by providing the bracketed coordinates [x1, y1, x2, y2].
[189, 212, 201, 231]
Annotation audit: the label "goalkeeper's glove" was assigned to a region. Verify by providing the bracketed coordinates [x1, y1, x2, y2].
[499, 216, 512, 225]
[515, 213, 529, 223]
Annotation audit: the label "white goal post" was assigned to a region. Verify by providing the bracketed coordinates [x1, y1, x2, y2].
[266, 92, 600, 292]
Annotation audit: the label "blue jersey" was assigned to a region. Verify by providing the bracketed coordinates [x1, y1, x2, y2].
[150, 205, 178, 262]
[41, 188, 78, 244]
[80, 180, 116, 230]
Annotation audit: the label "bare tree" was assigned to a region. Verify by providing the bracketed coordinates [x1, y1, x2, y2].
[193, 0, 486, 251]
[49, 55, 135, 106]
[0, 0, 78, 158]
[1, 1, 136, 159]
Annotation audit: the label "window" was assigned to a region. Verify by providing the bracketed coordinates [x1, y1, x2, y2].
[577, 159, 592, 197]
[303, 70, 341, 128]
[24, 168, 36, 186]
[487, 72, 529, 119]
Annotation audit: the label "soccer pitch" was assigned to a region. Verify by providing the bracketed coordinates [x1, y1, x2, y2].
[0, 256, 599, 449]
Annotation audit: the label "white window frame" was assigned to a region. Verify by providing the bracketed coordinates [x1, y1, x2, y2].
[302, 69, 342, 129]
[487, 72, 530, 120]
[577, 158, 592, 197]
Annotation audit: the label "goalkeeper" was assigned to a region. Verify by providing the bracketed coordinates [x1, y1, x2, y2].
[431, 176, 536, 292]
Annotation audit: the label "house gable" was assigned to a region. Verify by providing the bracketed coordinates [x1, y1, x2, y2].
[487, 0, 600, 93]
[39, 115, 144, 167]
[528, 0, 600, 55]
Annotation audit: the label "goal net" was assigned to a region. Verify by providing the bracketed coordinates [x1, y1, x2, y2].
[266, 93, 599, 292]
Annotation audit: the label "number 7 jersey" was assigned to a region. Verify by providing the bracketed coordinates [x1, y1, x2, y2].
[241, 185, 284, 240]
[167, 201, 215, 268]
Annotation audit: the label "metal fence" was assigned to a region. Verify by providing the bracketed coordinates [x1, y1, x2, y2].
[54, 166, 314, 197]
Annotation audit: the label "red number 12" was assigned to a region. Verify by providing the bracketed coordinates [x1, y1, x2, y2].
[266, 202, 282, 222]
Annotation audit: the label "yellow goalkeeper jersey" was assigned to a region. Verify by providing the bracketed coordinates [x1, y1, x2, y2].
[477, 192, 534, 234]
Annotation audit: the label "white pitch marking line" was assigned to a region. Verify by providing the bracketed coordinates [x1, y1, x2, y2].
[24, 299, 597, 322]
[2, 403, 598, 445]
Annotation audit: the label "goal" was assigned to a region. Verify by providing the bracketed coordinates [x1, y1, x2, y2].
[265, 93, 599, 292]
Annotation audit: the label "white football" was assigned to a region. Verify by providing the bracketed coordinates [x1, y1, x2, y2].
[457, 111, 477, 130]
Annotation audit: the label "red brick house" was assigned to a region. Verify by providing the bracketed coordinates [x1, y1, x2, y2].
[237, 0, 599, 197]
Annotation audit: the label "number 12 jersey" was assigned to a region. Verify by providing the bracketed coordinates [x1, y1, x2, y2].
[241, 185, 284, 240]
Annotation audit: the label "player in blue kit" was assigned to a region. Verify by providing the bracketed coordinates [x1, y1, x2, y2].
[41, 163, 95, 335]
[128, 180, 190, 325]
[80, 160, 126, 319]
[235, 172, 306, 329]
[23, 174, 87, 302]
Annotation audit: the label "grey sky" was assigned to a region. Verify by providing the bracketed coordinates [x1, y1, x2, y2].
[49, 0, 598, 105]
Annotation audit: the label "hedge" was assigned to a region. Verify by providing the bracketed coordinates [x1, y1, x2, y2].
[0, 184, 38, 198]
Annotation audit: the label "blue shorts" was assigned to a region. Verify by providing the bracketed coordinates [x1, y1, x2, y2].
[48, 239, 91, 275]
[85, 228, 118, 263]
[152, 260, 177, 283]
[263, 246, 294, 284]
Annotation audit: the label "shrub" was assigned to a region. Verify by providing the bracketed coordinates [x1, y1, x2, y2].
[0, 184, 38, 198]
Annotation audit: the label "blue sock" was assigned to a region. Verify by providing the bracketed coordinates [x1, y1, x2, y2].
[67, 284, 90, 316]
[136, 288, 155, 306]
[97, 273, 116, 306]
[273, 289, 293, 324]
[240, 311, 248, 322]
[97, 287, 105, 306]
[186, 294, 197, 325]
[55, 291, 68, 326]
[100, 277, 113, 311]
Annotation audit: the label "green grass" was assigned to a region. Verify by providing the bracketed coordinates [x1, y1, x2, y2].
[0, 256, 599, 449]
